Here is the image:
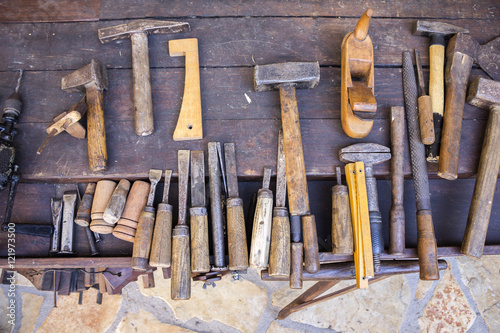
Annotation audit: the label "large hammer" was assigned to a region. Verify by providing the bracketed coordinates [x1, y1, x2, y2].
[98, 20, 190, 136]
[414, 21, 468, 163]
[461, 78, 500, 258]
[254, 62, 320, 274]
[62, 59, 108, 172]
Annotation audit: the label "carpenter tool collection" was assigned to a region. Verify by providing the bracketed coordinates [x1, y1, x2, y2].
[1, 7, 499, 314]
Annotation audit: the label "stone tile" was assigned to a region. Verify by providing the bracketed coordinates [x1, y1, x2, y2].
[415, 279, 434, 300]
[19, 292, 44, 333]
[117, 309, 195, 333]
[139, 269, 268, 333]
[0, 288, 14, 333]
[266, 321, 303, 333]
[418, 267, 475, 332]
[457, 255, 500, 332]
[15, 273, 33, 287]
[272, 276, 411, 332]
[37, 287, 122, 332]
[271, 281, 316, 308]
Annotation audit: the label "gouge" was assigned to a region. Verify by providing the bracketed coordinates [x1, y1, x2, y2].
[149, 170, 173, 267]
[190, 151, 210, 273]
[131, 169, 162, 270]
[208, 142, 225, 269]
[269, 131, 291, 277]
[171, 150, 191, 299]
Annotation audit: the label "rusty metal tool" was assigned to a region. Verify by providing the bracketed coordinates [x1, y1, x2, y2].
[461, 78, 500, 258]
[224, 143, 249, 271]
[59, 191, 77, 254]
[402, 51, 439, 280]
[37, 97, 87, 155]
[414, 50, 435, 145]
[269, 131, 290, 277]
[439, 33, 480, 180]
[98, 20, 190, 136]
[389, 106, 406, 255]
[249, 167, 273, 269]
[208, 142, 226, 270]
[149, 170, 174, 267]
[477, 36, 500, 81]
[341, 9, 377, 138]
[49, 198, 63, 253]
[331, 166, 353, 255]
[413, 21, 469, 163]
[190, 151, 210, 273]
[254, 61, 320, 274]
[339, 143, 391, 273]
[171, 150, 191, 299]
[131, 169, 162, 270]
[62, 59, 108, 172]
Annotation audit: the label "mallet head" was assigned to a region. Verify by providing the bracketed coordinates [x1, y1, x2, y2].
[467, 77, 500, 110]
[413, 21, 468, 38]
[61, 58, 108, 92]
[339, 143, 391, 166]
[98, 19, 190, 43]
[254, 62, 320, 92]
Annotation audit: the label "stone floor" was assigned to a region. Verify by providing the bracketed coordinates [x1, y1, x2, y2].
[1, 255, 499, 333]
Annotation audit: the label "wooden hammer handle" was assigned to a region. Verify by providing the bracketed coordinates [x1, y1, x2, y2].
[426, 42, 445, 163]
[417, 210, 439, 280]
[462, 106, 500, 258]
[86, 86, 108, 172]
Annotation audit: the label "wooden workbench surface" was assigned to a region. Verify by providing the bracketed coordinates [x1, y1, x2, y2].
[0, 0, 499, 258]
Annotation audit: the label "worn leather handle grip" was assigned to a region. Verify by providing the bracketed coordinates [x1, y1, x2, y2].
[416, 210, 439, 280]
[86, 86, 107, 172]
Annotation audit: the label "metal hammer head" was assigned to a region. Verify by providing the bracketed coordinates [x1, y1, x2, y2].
[467, 77, 500, 110]
[413, 21, 468, 37]
[339, 143, 391, 166]
[98, 19, 190, 43]
[254, 62, 320, 92]
[446, 33, 479, 60]
[61, 59, 108, 92]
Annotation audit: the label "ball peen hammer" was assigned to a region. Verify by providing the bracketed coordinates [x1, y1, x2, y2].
[98, 20, 190, 136]
[461, 78, 500, 258]
[254, 62, 320, 274]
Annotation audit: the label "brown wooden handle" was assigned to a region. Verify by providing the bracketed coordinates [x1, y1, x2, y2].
[189, 207, 210, 273]
[149, 203, 173, 267]
[354, 9, 373, 41]
[103, 179, 131, 225]
[113, 181, 150, 242]
[249, 190, 273, 268]
[75, 183, 96, 227]
[227, 198, 249, 271]
[331, 185, 353, 255]
[416, 210, 439, 280]
[290, 242, 303, 289]
[417, 96, 435, 145]
[86, 86, 108, 172]
[438, 52, 475, 180]
[279, 85, 309, 216]
[269, 207, 291, 277]
[462, 106, 500, 258]
[171, 225, 191, 300]
[90, 180, 116, 234]
[427, 44, 445, 163]
[131, 207, 156, 271]
[302, 214, 320, 274]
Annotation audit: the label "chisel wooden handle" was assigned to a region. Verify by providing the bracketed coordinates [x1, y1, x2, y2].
[227, 197, 249, 271]
[171, 225, 191, 300]
[332, 181, 353, 255]
[103, 179, 131, 225]
[190, 207, 210, 273]
[290, 242, 303, 289]
[90, 180, 116, 234]
[269, 207, 291, 277]
[417, 210, 439, 279]
[113, 181, 150, 242]
[302, 214, 320, 274]
[131, 207, 155, 270]
[249, 187, 273, 268]
[149, 203, 173, 267]
[75, 183, 96, 227]
[86, 86, 108, 172]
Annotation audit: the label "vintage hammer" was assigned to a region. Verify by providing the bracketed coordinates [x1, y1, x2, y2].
[414, 21, 468, 163]
[254, 62, 320, 274]
[62, 59, 108, 172]
[98, 20, 190, 136]
[461, 78, 500, 258]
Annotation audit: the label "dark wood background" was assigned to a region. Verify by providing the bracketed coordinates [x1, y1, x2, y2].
[0, 0, 498, 258]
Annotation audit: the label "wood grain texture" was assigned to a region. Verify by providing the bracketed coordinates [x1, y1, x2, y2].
[227, 198, 249, 271]
[171, 225, 191, 300]
[249, 189, 273, 269]
[75, 182, 96, 227]
[103, 179, 131, 224]
[149, 203, 173, 267]
[331, 185, 353, 255]
[0, 0, 100, 23]
[131, 207, 156, 270]
[113, 180, 150, 242]
[269, 207, 291, 277]
[189, 207, 210, 273]
[417, 210, 440, 280]
[427, 44, 446, 163]
[417, 95, 435, 145]
[90, 180, 116, 234]
[86, 86, 108, 172]
[290, 242, 303, 289]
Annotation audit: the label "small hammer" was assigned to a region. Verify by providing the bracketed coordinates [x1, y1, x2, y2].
[99, 19, 190, 136]
[461, 77, 500, 258]
[62, 59, 108, 172]
[254, 62, 320, 274]
[414, 21, 468, 163]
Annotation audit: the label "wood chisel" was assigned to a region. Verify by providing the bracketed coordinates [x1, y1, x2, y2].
[224, 143, 249, 271]
[208, 142, 225, 269]
[171, 150, 191, 300]
[59, 191, 77, 254]
[90, 180, 117, 234]
[269, 131, 291, 277]
[103, 179, 131, 225]
[331, 166, 353, 255]
[49, 198, 63, 253]
[249, 167, 273, 269]
[190, 151, 210, 273]
[149, 170, 173, 267]
[131, 169, 162, 270]
[113, 180, 150, 242]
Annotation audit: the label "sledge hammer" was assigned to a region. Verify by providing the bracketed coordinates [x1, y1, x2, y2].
[254, 62, 320, 273]
[99, 20, 190, 136]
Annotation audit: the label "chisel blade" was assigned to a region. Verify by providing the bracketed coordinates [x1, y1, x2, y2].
[162, 170, 172, 204]
[224, 143, 239, 198]
[276, 131, 287, 208]
[190, 151, 206, 207]
[178, 150, 190, 225]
